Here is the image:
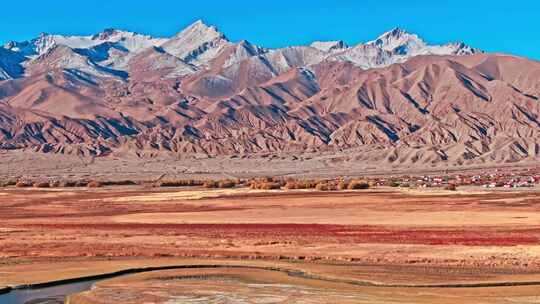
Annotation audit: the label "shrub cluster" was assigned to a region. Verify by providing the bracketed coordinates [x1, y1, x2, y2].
[15, 181, 32, 188]
[347, 180, 370, 190]
[218, 179, 237, 188]
[76, 181, 89, 187]
[249, 177, 285, 190]
[158, 180, 204, 187]
[337, 181, 348, 190]
[6, 179, 141, 188]
[283, 180, 318, 190]
[311, 179, 371, 191]
[388, 181, 400, 187]
[203, 179, 239, 189]
[250, 181, 283, 190]
[444, 184, 457, 191]
[33, 182, 51, 188]
[59, 181, 78, 187]
[87, 181, 103, 188]
[315, 182, 334, 191]
[0, 180, 17, 187]
[101, 180, 138, 186]
[2, 176, 375, 192]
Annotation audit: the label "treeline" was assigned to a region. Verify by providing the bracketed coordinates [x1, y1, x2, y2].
[0, 177, 377, 191]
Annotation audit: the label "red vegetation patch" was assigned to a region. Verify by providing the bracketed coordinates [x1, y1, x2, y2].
[19, 223, 540, 246]
[334, 226, 540, 246]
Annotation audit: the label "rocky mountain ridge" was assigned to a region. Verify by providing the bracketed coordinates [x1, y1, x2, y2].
[1, 20, 539, 168]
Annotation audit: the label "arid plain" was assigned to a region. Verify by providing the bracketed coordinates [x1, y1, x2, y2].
[2, 3, 540, 303]
[1, 183, 540, 303]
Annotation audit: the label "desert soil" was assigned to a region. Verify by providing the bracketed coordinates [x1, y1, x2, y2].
[0, 186, 540, 302]
[2, 150, 538, 182]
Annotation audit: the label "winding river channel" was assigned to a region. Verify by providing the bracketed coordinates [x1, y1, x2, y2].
[3, 264, 540, 304]
[0, 279, 99, 304]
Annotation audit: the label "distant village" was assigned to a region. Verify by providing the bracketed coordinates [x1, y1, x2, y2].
[3, 167, 540, 191]
[370, 167, 540, 190]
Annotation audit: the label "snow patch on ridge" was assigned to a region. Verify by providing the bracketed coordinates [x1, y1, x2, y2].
[1, 22, 482, 81]
[310, 40, 348, 53]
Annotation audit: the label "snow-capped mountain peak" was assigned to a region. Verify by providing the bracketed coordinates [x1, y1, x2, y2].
[233, 40, 267, 60]
[170, 19, 228, 43]
[375, 27, 410, 39]
[369, 27, 426, 54]
[442, 42, 482, 55]
[219, 40, 267, 68]
[161, 20, 230, 67]
[330, 28, 481, 69]
[0, 22, 482, 83]
[191, 20, 224, 35]
[93, 28, 124, 40]
[5, 29, 166, 60]
[4, 33, 57, 57]
[310, 40, 349, 53]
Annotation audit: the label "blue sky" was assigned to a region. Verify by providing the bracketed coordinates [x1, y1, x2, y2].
[1, 0, 539, 60]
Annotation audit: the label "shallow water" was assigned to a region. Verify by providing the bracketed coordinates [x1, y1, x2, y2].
[0, 279, 98, 304]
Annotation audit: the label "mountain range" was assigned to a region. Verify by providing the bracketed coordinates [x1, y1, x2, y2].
[1, 20, 539, 167]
